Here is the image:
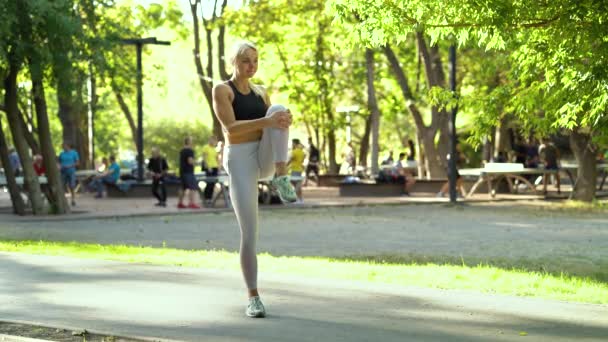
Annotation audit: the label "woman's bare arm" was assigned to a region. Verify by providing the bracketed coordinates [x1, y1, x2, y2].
[212, 84, 290, 137]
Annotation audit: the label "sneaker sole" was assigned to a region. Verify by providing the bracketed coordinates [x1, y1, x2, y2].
[276, 191, 297, 204]
[246, 311, 266, 318]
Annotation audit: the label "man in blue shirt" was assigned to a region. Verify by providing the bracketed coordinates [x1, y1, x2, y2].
[58, 142, 80, 206]
[8, 147, 22, 177]
[90, 155, 121, 198]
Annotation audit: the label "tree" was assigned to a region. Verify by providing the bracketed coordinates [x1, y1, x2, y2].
[331, 0, 608, 200]
[85, 1, 187, 156]
[1, 0, 48, 215]
[24, 0, 74, 214]
[382, 41, 451, 178]
[144, 119, 211, 167]
[227, 0, 368, 174]
[189, 0, 229, 139]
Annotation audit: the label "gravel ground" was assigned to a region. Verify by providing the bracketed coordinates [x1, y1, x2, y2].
[0, 204, 606, 279]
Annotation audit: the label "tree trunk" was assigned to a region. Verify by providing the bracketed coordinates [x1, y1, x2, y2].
[17, 108, 40, 154]
[421, 129, 446, 178]
[113, 84, 138, 149]
[314, 20, 338, 174]
[437, 118, 449, 170]
[0, 115, 26, 215]
[383, 44, 446, 178]
[217, 0, 229, 81]
[0, 104, 39, 154]
[57, 72, 77, 146]
[56, 70, 88, 168]
[569, 130, 596, 202]
[325, 108, 338, 174]
[358, 112, 372, 167]
[495, 118, 511, 157]
[416, 130, 426, 177]
[88, 62, 97, 166]
[418, 33, 449, 170]
[31, 65, 69, 214]
[5, 59, 45, 214]
[366, 48, 381, 175]
[75, 79, 90, 169]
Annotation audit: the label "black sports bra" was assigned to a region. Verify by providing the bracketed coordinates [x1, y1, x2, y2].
[228, 81, 267, 121]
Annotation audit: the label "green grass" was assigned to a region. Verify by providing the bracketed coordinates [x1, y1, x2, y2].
[1, 240, 607, 305]
[528, 199, 608, 214]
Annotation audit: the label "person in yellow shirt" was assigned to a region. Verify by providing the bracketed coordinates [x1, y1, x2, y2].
[201, 136, 219, 206]
[288, 139, 306, 202]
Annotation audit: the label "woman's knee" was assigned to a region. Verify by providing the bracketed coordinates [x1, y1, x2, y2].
[266, 104, 286, 117]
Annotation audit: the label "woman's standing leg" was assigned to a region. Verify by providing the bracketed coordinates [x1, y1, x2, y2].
[226, 143, 268, 317]
[225, 145, 261, 291]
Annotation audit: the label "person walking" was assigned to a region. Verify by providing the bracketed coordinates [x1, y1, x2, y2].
[58, 142, 79, 206]
[304, 137, 320, 186]
[212, 41, 297, 318]
[288, 138, 306, 202]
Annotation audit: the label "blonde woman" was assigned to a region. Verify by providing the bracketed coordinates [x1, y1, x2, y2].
[212, 41, 297, 318]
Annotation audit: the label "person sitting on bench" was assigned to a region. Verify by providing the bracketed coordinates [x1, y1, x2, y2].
[89, 155, 121, 198]
[394, 152, 416, 196]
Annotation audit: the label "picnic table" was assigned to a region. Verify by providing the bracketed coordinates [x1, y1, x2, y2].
[0, 176, 49, 206]
[380, 161, 418, 172]
[0, 175, 48, 186]
[459, 163, 558, 198]
[195, 172, 231, 208]
[560, 163, 608, 191]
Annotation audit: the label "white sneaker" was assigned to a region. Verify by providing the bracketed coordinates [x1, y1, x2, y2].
[436, 191, 444, 198]
[246, 296, 266, 318]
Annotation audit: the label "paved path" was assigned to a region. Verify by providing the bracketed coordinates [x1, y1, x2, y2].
[1, 252, 607, 342]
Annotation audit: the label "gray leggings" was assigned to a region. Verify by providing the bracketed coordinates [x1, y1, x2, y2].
[223, 104, 289, 290]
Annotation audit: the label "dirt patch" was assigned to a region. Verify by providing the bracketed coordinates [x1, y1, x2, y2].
[0, 322, 146, 342]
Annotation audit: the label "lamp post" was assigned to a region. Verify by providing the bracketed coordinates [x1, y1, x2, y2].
[121, 37, 170, 182]
[336, 105, 360, 143]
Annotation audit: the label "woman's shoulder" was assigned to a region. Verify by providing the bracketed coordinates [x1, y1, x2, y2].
[213, 81, 234, 94]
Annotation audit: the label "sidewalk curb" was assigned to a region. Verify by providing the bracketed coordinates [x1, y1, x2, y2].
[0, 196, 545, 223]
[1, 199, 471, 222]
[0, 334, 52, 342]
[0, 319, 183, 342]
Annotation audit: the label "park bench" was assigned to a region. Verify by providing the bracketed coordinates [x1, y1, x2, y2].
[104, 171, 303, 209]
[316, 174, 348, 187]
[459, 163, 558, 198]
[75, 169, 132, 193]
